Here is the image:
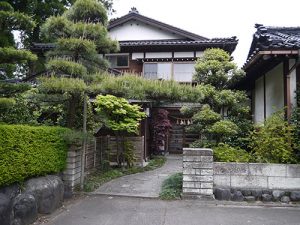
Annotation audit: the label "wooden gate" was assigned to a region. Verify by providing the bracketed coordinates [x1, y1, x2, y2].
[168, 124, 199, 154]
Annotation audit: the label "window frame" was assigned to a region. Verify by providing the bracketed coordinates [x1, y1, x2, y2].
[106, 53, 130, 68]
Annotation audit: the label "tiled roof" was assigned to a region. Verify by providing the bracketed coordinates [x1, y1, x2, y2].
[244, 24, 300, 69]
[31, 37, 238, 53]
[119, 37, 238, 46]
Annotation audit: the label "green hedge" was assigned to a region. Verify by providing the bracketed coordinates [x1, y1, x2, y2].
[0, 124, 70, 187]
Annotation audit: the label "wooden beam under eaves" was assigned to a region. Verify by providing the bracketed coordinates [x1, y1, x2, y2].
[244, 50, 299, 70]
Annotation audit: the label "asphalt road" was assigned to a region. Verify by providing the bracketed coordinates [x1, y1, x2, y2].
[39, 196, 300, 225]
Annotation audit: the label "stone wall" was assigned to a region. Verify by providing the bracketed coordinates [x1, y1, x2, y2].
[182, 148, 300, 202]
[182, 148, 214, 199]
[0, 175, 64, 225]
[214, 162, 300, 190]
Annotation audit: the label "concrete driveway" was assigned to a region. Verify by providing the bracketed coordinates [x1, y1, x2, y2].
[93, 155, 182, 198]
[38, 195, 300, 225]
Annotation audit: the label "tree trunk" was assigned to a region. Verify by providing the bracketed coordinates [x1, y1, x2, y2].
[66, 94, 78, 128]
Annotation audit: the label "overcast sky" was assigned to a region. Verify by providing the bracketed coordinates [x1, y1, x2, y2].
[111, 0, 300, 67]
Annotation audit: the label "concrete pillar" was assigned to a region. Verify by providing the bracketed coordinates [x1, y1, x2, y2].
[63, 146, 82, 192]
[182, 148, 214, 199]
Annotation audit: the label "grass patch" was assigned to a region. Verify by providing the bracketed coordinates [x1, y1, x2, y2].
[83, 156, 166, 192]
[159, 172, 183, 200]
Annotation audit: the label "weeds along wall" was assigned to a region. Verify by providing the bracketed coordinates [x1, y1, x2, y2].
[0, 124, 70, 187]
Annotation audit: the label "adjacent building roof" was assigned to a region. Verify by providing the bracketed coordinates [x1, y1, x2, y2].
[236, 24, 300, 90]
[244, 24, 300, 70]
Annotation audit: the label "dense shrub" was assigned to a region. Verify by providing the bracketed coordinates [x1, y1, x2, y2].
[213, 143, 251, 163]
[290, 85, 300, 162]
[159, 173, 183, 200]
[249, 111, 296, 164]
[0, 124, 70, 187]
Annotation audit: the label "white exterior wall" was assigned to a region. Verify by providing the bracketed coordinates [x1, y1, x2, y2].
[145, 52, 172, 58]
[196, 51, 204, 57]
[132, 52, 143, 60]
[174, 52, 194, 58]
[254, 77, 264, 124]
[290, 59, 297, 107]
[265, 63, 284, 117]
[109, 20, 183, 41]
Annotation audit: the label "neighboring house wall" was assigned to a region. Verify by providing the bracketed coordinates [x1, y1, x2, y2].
[109, 20, 183, 41]
[290, 59, 297, 107]
[253, 61, 298, 123]
[254, 63, 290, 123]
[265, 63, 284, 117]
[254, 77, 264, 123]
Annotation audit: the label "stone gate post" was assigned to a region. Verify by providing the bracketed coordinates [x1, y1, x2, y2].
[182, 148, 214, 199]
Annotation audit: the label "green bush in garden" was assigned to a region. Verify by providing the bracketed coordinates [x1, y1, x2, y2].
[0, 124, 70, 187]
[213, 143, 252, 163]
[249, 111, 296, 164]
[159, 173, 183, 200]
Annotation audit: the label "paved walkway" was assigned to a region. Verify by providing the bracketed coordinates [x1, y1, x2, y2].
[92, 155, 182, 198]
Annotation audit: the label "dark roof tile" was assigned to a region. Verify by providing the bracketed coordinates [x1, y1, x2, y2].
[243, 24, 300, 69]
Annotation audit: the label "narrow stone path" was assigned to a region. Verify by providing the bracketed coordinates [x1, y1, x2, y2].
[92, 155, 182, 198]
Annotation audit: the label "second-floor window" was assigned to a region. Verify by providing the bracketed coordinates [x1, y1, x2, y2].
[143, 62, 195, 82]
[106, 54, 129, 68]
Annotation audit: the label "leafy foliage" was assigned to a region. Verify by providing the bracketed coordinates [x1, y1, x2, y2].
[0, 82, 31, 96]
[0, 47, 37, 64]
[186, 104, 221, 134]
[46, 59, 87, 77]
[249, 111, 296, 164]
[41, 0, 118, 76]
[95, 94, 146, 167]
[159, 173, 183, 200]
[213, 143, 251, 162]
[0, 95, 39, 125]
[6, 0, 115, 45]
[64, 0, 108, 25]
[90, 73, 205, 102]
[0, 124, 69, 187]
[290, 85, 300, 161]
[0, 82, 38, 125]
[182, 48, 252, 150]
[151, 109, 172, 154]
[95, 94, 146, 134]
[38, 77, 87, 95]
[194, 48, 245, 89]
[208, 120, 239, 143]
[0, 2, 37, 79]
[38, 0, 118, 130]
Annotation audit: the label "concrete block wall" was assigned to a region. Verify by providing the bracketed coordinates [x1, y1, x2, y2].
[182, 148, 214, 199]
[63, 146, 82, 190]
[214, 162, 300, 190]
[63, 139, 101, 191]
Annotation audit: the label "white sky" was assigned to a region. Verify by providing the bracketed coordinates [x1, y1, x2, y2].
[112, 0, 300, 67]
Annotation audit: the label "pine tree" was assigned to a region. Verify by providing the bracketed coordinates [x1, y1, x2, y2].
[39, 0, 119, 129]
[0, 1, 37, 79]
